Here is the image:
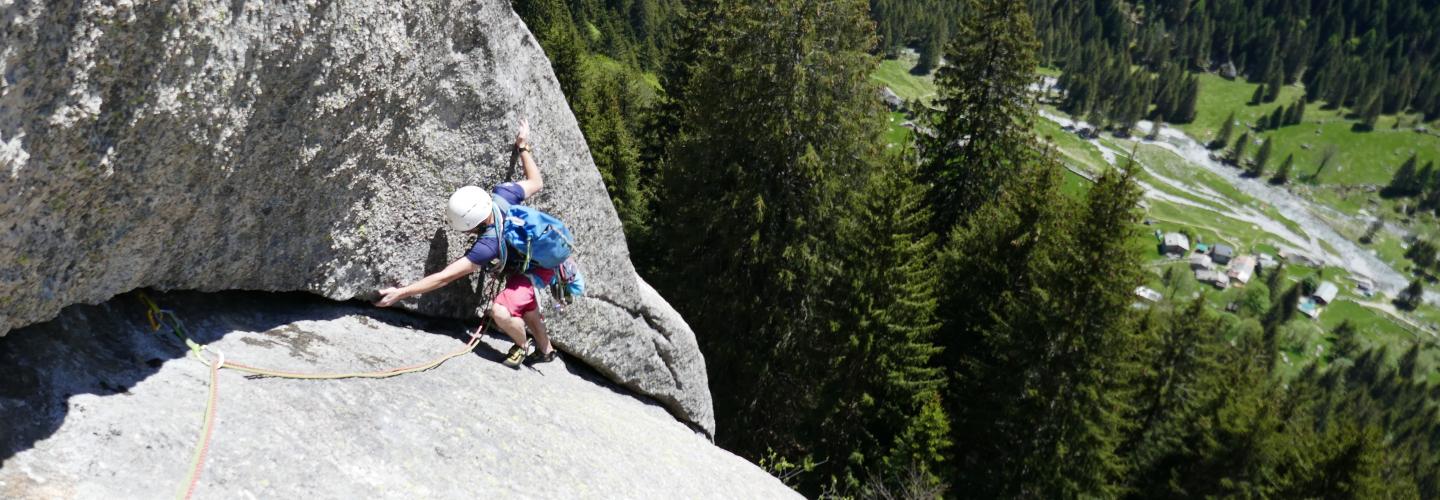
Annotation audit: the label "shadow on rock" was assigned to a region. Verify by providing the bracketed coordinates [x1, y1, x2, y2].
[0, 289, 465, 466]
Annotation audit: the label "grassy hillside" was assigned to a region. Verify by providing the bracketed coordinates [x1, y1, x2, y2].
[1181, 74, 1440, 187]
[870, 53, 935, 148]
[870, 53, 937, 104]
[1178, 74, 1304, 141]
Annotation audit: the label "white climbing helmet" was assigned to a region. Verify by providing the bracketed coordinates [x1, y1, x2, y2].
[447, 186, 492, 231]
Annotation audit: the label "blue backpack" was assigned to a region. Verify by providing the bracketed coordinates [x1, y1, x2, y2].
[484, 194, 584, 299]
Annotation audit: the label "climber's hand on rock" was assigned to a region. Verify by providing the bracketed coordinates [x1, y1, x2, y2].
[515, 118, 529, 148]
[375, 287, 405, 308]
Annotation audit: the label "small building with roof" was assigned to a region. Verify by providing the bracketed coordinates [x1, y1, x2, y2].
[1189, 253, 1215, 270]
[1162, 232, 1190, 256]
[1211, 244, 1235, 265]
[1257, 253, 1277, 270]
[1227, 255, 1257, 285]
[1314, 281, 1339, 305]
[1134, 286, 1164, 303]
[1196, 269, 1230, 289]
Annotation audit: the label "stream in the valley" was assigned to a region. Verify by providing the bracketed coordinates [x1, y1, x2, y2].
[1035, 107, 1412, 297]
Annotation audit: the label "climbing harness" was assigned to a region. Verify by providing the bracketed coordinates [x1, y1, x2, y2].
[137, 292, 494, 499]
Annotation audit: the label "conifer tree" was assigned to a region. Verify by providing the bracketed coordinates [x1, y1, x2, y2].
[922, 0, 1040, 235]
[587, 76, 651, 238]
[885, 394, 952, 487]
[1086, 106, 1107, 133]
[1328, 320, 1362, 361]
[1144, 318, 1291, 497]
[1174, 76, 1199, 123]
[1272, 154, 1294, 184]
[1384, 154, 1422, 197]
[1251, 84, 1266, 105]
[1265, 70, 1284, 102]
[1396, 279, 1425, 311]
[915, 22, 947, 75]
[1313, 145, 1339, 182]
[1360, 217, 1384, 244]
[830, 154, 949, 488]
[1210, 111, 1236, 150]
[1420, 162, 1440, 211]
[1416, 161, 1435, 193]
[517, 0, 587, 99]
[1268, 106, 1285, 130]
[1249, 137, 1274, 177]
[1229, 132, 1250, 166]
[1123, 298, 1227, 495]
[1027, 156, 1146, 498]
[1263, 284, 1304, 341]
[1298, 341, 1440, 496]
[1405, 239, 1437, 270]
[1421, 180, 1440, 213]
[646, 0, 889, 477]
[1397, 343, 1422, 381]
[1356, 92, 1382, 131]
[940, 160, 1073, 498]
[940, 154, 1146, 497]
[1263, 263, 1287, 305]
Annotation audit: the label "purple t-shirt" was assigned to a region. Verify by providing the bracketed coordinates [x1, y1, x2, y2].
[463, 183, 527, 271]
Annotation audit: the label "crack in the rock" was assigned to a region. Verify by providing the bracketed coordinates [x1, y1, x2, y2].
[583, 293, 674, 343]
[652, 337, 684, 391]
[560, 294, 707, 436]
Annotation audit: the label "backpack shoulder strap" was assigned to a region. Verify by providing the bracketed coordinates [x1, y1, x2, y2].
[481, 194, 510, 275]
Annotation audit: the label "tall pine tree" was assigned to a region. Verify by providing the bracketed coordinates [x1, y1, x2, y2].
[1210, 111, 1236, 150]
[1272, 154, 1294, 184]
[1249, 137, 1274, 177]
[922, 0, 1040, 235]
[1229, 132, 1251, 166]
[832, 155, 950, 489]
[939, 154, 1147, 497]
[645, 0, 887, 477]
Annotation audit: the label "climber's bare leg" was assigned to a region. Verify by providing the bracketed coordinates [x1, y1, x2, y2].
[490, 302, 528, 350]
[523, 311, 552, 355]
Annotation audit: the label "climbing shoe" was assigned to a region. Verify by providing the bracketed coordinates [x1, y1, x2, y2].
[524, 349, 558, 366]
[503, 344, 527, 368]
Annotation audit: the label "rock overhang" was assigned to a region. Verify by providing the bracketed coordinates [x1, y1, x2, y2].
[0, 0, 713, 435]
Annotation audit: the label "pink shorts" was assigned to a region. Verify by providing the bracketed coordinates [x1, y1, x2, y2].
[493, 268, 555, 318]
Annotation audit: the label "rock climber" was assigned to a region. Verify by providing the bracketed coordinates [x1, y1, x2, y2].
[374, 119, 559, 368]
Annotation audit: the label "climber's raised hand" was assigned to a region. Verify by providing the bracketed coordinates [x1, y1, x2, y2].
[515, 118, 530, 148]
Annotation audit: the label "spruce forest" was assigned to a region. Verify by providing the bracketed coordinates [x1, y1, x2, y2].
[516, 0, 1440, 497]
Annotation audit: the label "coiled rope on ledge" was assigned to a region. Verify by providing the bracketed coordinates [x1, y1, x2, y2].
[137, 288, 498, 499]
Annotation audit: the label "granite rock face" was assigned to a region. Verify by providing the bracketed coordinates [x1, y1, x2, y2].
[0, 0, 712, 434]
[0, 292, 791, 498]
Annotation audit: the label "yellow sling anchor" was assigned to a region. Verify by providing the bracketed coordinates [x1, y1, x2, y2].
[136, 292, 491, 499]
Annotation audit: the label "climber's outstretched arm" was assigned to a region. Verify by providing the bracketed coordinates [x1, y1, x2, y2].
[514, 119, 543, 198]
[375, 257, 480, 307]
